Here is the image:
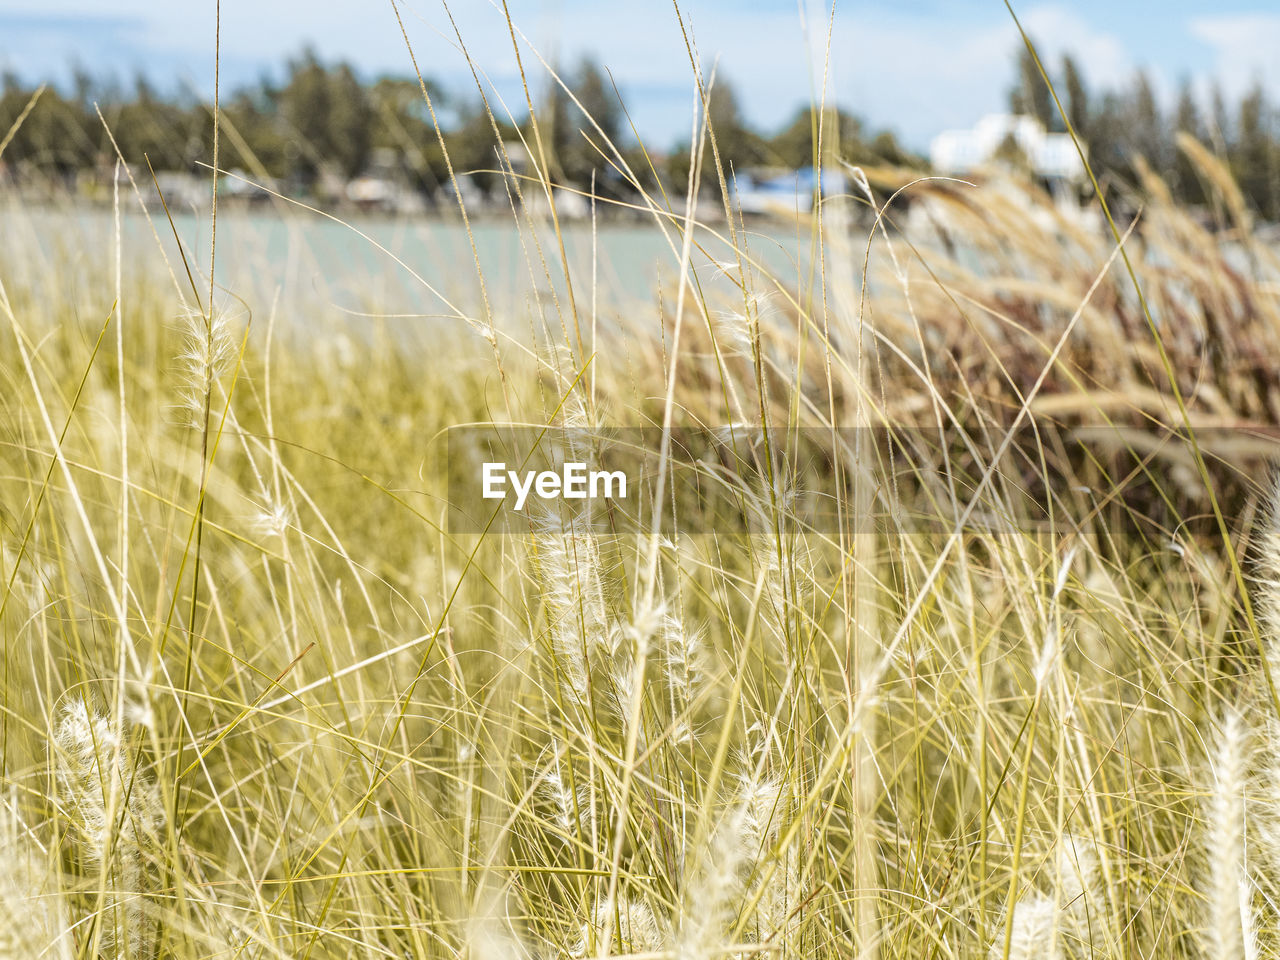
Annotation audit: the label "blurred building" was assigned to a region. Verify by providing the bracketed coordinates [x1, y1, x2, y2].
[930, 114, 1085, 181]
[733, 166, 849, 217]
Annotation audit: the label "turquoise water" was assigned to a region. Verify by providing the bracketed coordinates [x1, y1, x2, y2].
[5, 200, 831, 340]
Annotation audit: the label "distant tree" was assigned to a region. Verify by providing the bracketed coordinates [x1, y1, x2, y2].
[112, 75, 194, 170]
[769, 105, 861, 169]
[279, 49, 332, 183]
[1209, 82, 1232, 153]
[617, 143, 662, 194]
[369, 76, 448, 190]
[571, 59, 622, 144]
[0, 84, 93, 174]
[223, 79, 288, 178]
[1232, 83, 1277, 219]
[278, 49, 372, 183]
[547, 57, 625, 190]
[1174, 80, 1202, 142]
[1009, 43, 1055, 130]
[1127, 70, 1168, 174]
[705, 82, 767, 172]
[1172, 79, 1206, 204]
[446, 100, 521, 196]
[1085, 91, 1127, 187]
[994, 46, 1280, 217]
[69, 64, 95, 110]
[1062, 54, 1089, 137]
[665, 79, 765, 197]
[326, 64, 373, 178]
[868, 130, 916, 167]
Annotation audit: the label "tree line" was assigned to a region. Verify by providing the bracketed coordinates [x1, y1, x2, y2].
[3, 45, 1278, 218]
[0, 49, 914, 206]
[1010, 47, 1280, 220]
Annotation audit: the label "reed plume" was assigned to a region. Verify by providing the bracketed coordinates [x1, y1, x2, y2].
[1201, 708, 1254, 960]
[992, 835, 1100, 960]
[54, 698, 159, 959]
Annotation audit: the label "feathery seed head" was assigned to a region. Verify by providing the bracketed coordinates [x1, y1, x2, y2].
[676, 801, 753, 960]
[1202, 708, 1254, 960]
[1255, 472, 1280, 685]
[251, 497, 293, 540]
[1032, 627, 1059, 694]
[712, 309, 755, 358]
[1054, 834, 1098, 908]
[996, 895, 1063, 960]
[573, 894, 664, 959]
[992, 833, 1102, 960]
[53, 697, 159, 958]
[533, 518, 609, 701]
[175, 301, 237, 423]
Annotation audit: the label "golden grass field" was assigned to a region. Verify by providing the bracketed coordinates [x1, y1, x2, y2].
[4, 14, 1280, 960]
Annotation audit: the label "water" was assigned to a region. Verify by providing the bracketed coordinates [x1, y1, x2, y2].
[3, 198, 831, 342]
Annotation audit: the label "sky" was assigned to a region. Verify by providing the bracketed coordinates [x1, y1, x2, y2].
[1, 1, 1279, 149]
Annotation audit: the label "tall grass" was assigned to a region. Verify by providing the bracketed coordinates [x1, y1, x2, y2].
[2, 7, 1280, 959]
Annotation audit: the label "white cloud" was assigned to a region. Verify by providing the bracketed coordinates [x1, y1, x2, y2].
[1021, 6, 1131, 89]
[827, 4, 1135, 147]
[1189, 13, 1280, 99]
[538, 2, 1140, 148]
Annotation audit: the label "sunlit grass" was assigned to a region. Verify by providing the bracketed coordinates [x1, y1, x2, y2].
[4, 7, 1280, 960]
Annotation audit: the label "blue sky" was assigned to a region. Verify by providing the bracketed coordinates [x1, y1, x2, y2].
[1, 1, 1278, 148]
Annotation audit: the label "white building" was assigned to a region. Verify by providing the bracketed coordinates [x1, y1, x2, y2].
[930, 114, 1085, 181]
